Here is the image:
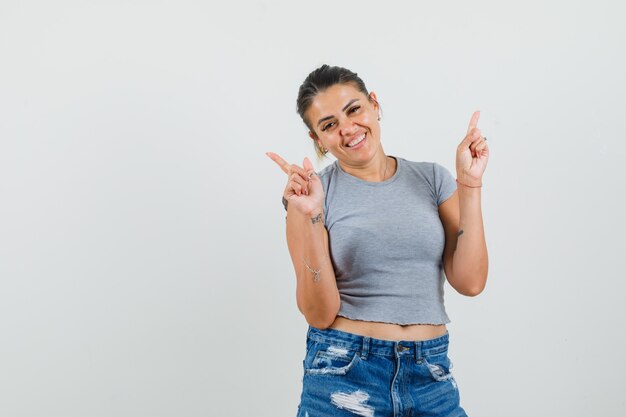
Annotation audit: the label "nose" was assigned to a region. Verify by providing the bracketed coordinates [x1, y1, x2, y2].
[339, 116, 358, 136]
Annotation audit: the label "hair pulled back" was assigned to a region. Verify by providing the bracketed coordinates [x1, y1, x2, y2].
[296, 65, 372, 159]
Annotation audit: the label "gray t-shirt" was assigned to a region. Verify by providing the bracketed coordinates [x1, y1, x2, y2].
[317, 156, 457, 325]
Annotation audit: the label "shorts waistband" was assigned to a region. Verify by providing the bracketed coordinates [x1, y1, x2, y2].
[306, 325, 450, 359]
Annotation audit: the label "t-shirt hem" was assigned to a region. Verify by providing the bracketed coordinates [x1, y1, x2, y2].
[336, 312, 451, 326]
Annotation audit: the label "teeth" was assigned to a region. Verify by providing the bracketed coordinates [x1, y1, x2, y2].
[347, 133, 366, 147]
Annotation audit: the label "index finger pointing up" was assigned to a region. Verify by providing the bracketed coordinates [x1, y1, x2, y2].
[467, 110, 481, 134]
[266, 151, 291, 174]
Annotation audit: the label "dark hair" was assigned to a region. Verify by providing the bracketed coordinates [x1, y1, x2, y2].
[296, 65, 375, 158]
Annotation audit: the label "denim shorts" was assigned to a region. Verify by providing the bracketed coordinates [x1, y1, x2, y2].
[297, 326, 468, 417]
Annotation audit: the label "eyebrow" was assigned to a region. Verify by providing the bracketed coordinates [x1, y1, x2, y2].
[316, 99, 360, 127]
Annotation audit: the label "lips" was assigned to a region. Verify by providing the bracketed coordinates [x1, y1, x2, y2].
[346, 132, 366, 148]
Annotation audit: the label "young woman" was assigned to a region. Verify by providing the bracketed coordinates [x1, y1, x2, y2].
[267, 65, 489, 417]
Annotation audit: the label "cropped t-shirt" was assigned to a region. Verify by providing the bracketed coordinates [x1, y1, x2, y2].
[317, 156, 457, 325]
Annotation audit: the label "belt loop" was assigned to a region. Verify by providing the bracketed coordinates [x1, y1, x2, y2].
[361, 336, 370, 360]
[415, 341, 422, 363]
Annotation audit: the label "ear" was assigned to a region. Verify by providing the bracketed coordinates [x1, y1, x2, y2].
[309, 131, 324, 151]
[368, 91, 379, 111]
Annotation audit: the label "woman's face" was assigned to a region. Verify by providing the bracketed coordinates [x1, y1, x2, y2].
[306, 83, 381, 166]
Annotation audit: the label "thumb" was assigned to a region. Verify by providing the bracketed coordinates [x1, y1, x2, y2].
[460, 137, 471, 150]
[303, 157, 315, 175]
[460, 131, 477, 149]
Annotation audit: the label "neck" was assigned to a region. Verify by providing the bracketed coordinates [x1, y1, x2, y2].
[339, 151, 392, 182]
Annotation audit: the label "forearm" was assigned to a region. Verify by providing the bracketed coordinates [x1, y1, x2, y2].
[452, 186, 488, 295]
[286, 205, 340, 328]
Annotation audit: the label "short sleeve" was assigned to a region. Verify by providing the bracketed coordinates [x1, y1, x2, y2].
[433, 162, 457, 206]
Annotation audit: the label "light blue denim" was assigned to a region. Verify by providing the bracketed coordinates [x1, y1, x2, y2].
[297, 326, 468, 417]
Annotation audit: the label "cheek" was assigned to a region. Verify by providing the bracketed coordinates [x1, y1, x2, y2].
[358, 110, 378, 126]
[359, 113, 373, 123]
[360, 114, 378, 133]
[320, 134, 340, 148]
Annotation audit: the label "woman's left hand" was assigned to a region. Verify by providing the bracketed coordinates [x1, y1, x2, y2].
[456, 110, 489, 186]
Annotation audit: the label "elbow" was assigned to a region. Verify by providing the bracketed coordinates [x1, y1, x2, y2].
[306, 317, 335, 330]
[455, 274, 487, 297]
[298, 290, 341, 330]
[302, 304, 340, 330]
[304, 312, 337, 330]
[460, 285, 484, 297]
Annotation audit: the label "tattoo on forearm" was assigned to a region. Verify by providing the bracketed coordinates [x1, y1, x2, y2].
[311, 212, 323, 224]
[302, 257, 321, 282]
[457, 229, 464, 237]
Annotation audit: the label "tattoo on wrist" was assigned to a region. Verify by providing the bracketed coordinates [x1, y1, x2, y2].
[303, 257, 321, 282]
[457, 229, 464, 237]
[311, 212, 323, 224]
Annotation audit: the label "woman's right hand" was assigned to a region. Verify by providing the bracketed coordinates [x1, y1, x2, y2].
[266, 152, 325, 216]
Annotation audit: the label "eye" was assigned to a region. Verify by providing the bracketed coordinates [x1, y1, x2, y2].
[349, 106, 360, 113]
[322, 121, 335, 131]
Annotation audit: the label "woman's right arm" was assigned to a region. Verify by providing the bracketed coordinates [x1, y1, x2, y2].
[286, 205, 340, 329]
[266, 152, 340, 329]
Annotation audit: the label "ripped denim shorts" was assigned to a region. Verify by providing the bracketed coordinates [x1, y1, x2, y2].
[297, 325, 468, 417]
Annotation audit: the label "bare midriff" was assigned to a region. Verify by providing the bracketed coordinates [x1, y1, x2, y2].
[328, 316, 447, 342]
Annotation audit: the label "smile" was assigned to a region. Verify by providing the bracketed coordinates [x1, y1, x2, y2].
[346, 133, 366, 148]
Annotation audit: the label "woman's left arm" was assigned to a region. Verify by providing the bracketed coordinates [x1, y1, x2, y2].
[439, 110, 490, 296]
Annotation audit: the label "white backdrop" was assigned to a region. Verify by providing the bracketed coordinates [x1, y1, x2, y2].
[1, 1, 625, 416]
